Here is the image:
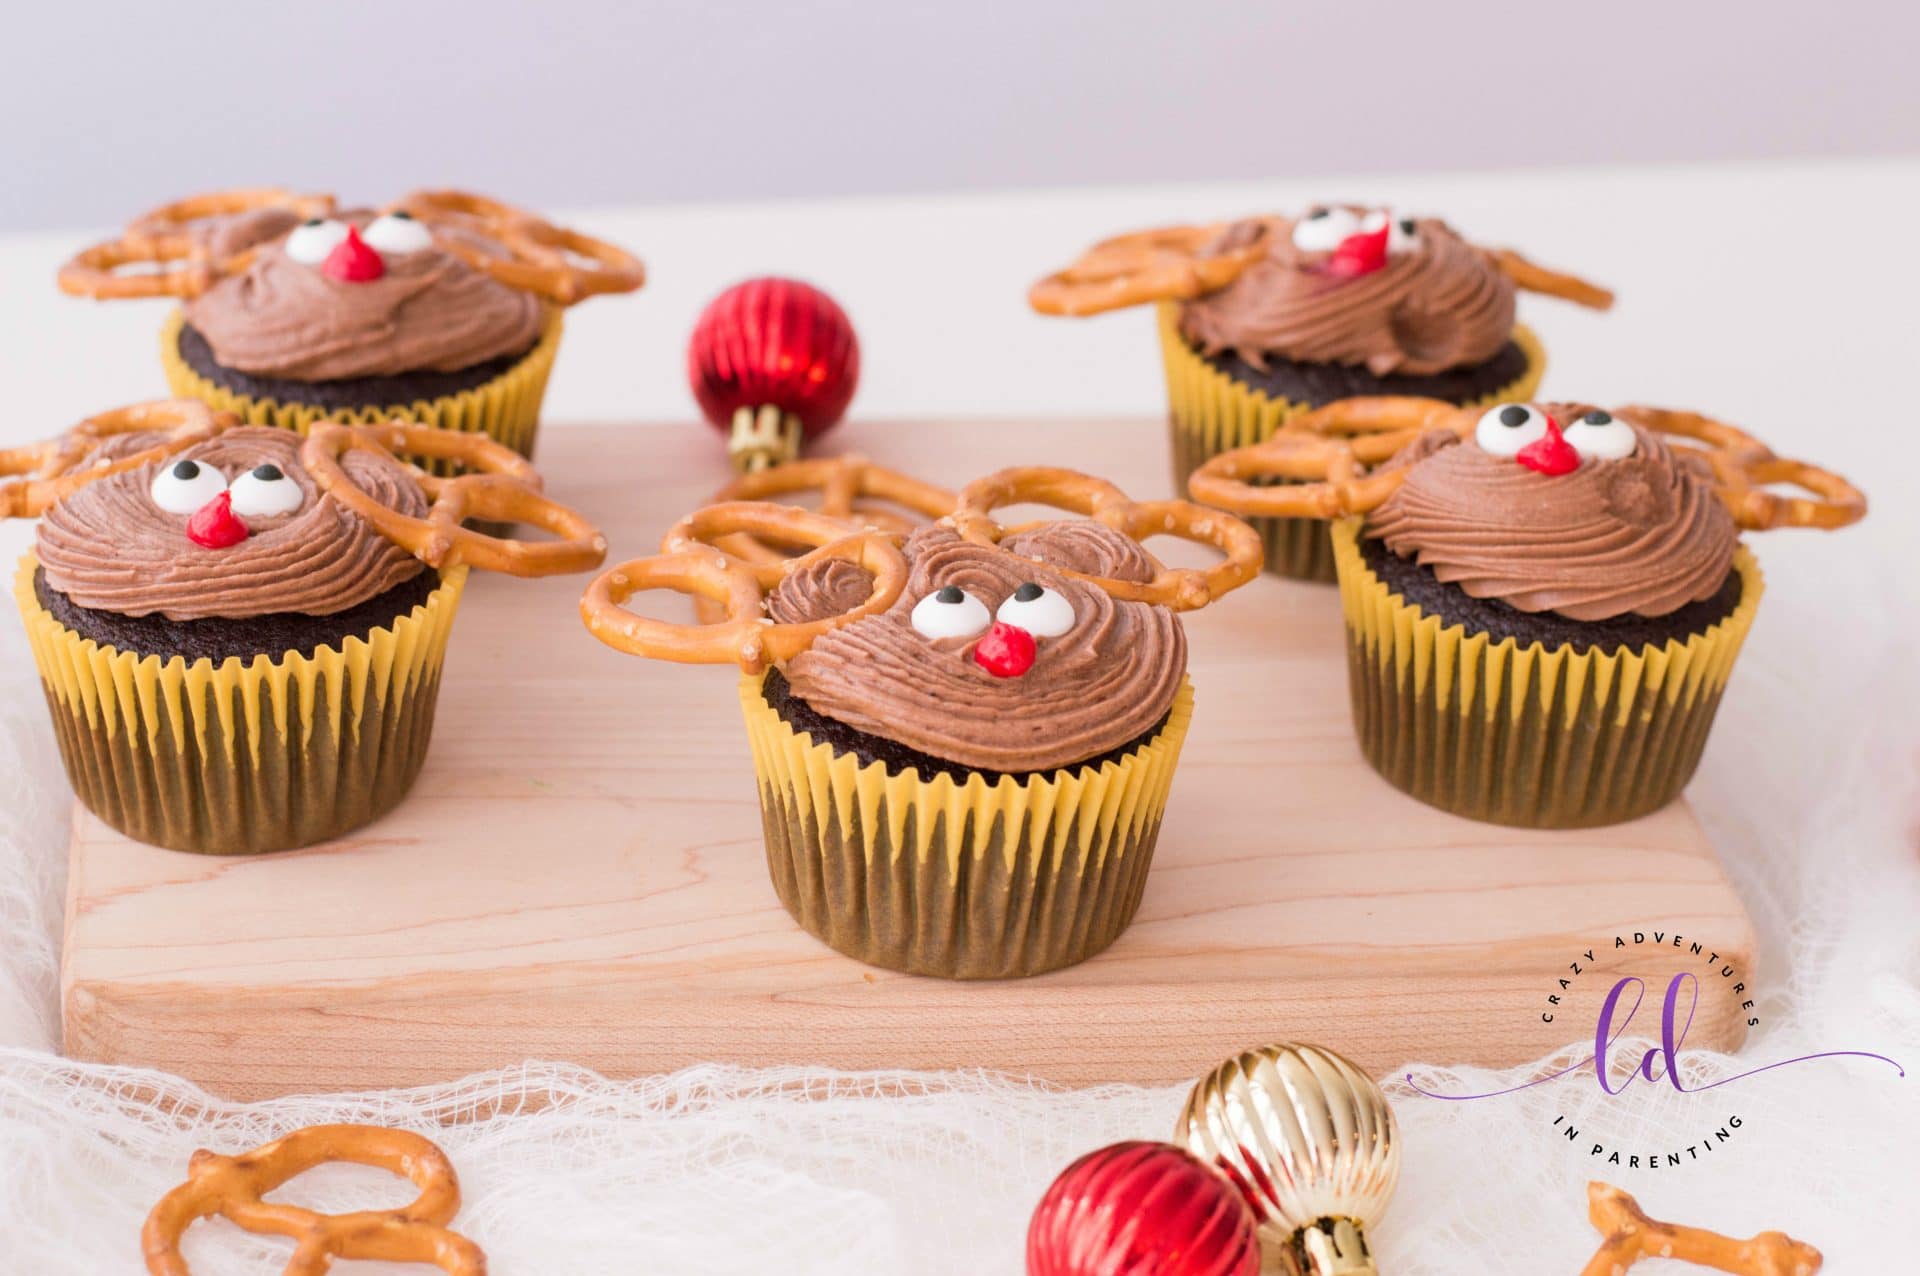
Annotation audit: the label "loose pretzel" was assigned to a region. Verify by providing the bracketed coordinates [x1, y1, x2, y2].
[581, 503, 909, 672]
[143, 1123, 486, 1276]
[58, 187, 333, 300]
[1028, 222, 1271, 316]
[944, 467, 1263, 610]
[393, 189, 645, 305]
[0, 400, 232, 518]
[1578, 1182, 1820, 1276]
[1187, 397, 1867, 532]
[301, 421, 607, 576]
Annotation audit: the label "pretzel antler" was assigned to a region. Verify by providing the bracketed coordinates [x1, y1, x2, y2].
[581, 503, 909, 672]
[393, 189, 645, 305]
[142, 1123, 486, 1276]
[945, 467, 1263, 610]
[1615, 406, 1866, 530]
[1579, 1182, 1820, 1276]
[1487, 246, 1616, 310]
[1, 400, 232, 518]
[1188, 397, 1868, 532]
[58, 187, 333, 300]
[301, 421, 607, 575]
[708, 454, 956, 566]
[1028, 222, 1271, 317]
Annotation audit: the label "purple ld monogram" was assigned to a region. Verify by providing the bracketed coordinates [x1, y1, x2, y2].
[1408, 973, 1905, 1102]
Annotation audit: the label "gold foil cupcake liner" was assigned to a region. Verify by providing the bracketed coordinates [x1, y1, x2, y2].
[739, 673, 1195, 978]
[1162, 305, 1545, 582]
[159, 308, 562, 463]
[1331, 520, 1763, 827]
[15, 555, 468, 855]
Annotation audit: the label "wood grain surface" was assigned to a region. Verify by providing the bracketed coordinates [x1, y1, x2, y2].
[60, 418, 1756, 1100]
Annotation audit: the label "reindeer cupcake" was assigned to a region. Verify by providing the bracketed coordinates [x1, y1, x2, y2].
[3, 400, 606, 854]
[582, 462, 1262, 978]
[1190, 398, 1865, 827]
[1031, 206, 1612, 580]
[58, 188, 644, 459]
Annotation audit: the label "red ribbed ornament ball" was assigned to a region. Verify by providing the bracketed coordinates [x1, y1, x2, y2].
[1026, 1141, 1260, 1276]
[687, 276, 860, 471]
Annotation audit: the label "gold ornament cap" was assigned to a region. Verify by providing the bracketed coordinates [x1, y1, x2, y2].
[728, 404, 803, 473]
[1174, 1042, 1401, 1276]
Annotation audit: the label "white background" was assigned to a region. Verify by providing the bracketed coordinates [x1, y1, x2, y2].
[3, 0, 1916, 231]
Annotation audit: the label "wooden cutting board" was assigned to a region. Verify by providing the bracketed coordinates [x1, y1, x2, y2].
[60, 418, 1756, 1101]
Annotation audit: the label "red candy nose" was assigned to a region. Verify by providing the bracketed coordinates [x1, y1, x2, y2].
[322, 225, 386, 282]
[1516, 417, 1580, 476]
[973, 621, 1037, 678]
[1326, 223, 1391, 278]
[186, 490, 249, 548]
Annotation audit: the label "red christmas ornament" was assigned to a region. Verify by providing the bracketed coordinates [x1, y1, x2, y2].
[322, 225, 386, 283]
[1027, 1141, 1260, 1276]
[186, 491, 249, 549]
[688, 277, 860, 473]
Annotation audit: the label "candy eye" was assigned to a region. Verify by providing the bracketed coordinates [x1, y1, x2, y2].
[227, 462, 304, 517]
[1292, 206, 1362, 252]
[362, 211, 434, 255]
[1474, 403, 1550, 456]
[910, 585, 991, 640]
[149, 457, 228, 514]
[285, 218, 351, 265]
[995, 582, 1074, 638]
[1362, 209, 1420, 253]
[1562, 409, 1637, 461]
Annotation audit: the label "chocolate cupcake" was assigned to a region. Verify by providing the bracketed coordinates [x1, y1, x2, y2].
[582, 464, 1262, 978]
[4, 400, 606, 854]
[58, 187, 644, 460]
[1190, 397, 1864, 827]
[1031, 207, 1612, 580]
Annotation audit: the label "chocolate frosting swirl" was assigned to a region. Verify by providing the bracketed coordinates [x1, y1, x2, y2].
[774, 525, 1185, 773]
[1365, 415, 1738, 621]
[37, 427, 428, 621]
[1178, 211, 1516, 376]
[183, 213, 544, 380]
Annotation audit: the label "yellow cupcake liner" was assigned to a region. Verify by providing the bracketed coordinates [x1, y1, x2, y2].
[15, 555, 468, 855]
[159, 308, 563, 463]
[1330, 520, 1763, 827]
[1162, 304, 1546, 582]
[739, 672, 1195, 978]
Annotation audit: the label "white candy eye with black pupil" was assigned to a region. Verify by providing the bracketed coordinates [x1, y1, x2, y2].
[363, 211, 434, 255]
[284, 218, 351, 265]
[1359, 209, 1419, 253]
[1474, 403, 1550, 456]
[910, 585, 991, 640]
[1292, 206, 1362, 252]
[996, 582, 1074, 637]
[1562, 409, 1638, 461]
[228, 462, 304, 518]
[149, 457, 228, 514]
